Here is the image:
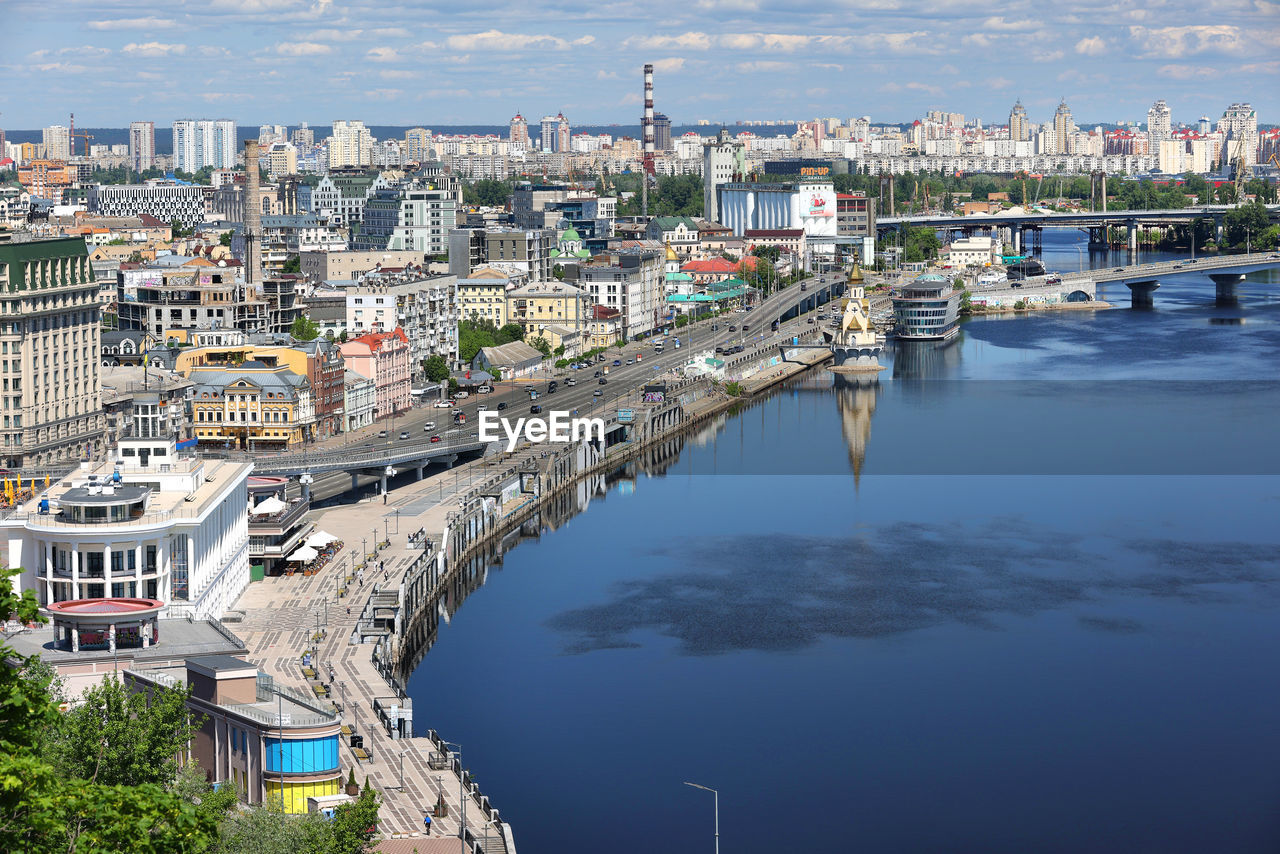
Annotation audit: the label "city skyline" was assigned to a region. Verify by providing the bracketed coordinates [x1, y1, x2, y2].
[2, 0, 1277, 126]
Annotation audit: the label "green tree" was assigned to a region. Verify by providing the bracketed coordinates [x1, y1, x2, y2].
[290, 315, 320, 341]
[528, 336, 551, 357]
[463, 179, 514, 207]
[327, 786, 381, 854]
[1225, 200, 1272, 249]
[43, 673, 203, 788]
[422, 355, 450, 383]
[281, 256, 301, 274]
[495, 323, 526, 345]
[219, 232, 233, 247]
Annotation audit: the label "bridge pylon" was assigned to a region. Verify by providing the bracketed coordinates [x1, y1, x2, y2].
[1210, 272, 1245, 305]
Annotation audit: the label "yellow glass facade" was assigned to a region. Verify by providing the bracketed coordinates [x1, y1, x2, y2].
[264, 777, 342, 814]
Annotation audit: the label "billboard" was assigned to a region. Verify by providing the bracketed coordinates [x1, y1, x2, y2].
[763, 160, 833, 176]
[806, 192, 834, 217]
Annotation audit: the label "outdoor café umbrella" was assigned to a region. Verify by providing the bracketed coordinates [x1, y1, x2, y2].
[306, 531, 336, 549]
[251, 496, 286, 515]
[287, 545, 319, 563]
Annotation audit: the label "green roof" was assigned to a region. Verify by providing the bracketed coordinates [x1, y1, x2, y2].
[650, 216, 698, 231]
[560, 226, 581, 241]
[666, 272, 694, 282]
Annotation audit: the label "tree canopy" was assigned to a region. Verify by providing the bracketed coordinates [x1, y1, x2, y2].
[291, 315, 321, 341]
[422, 355, 450, 383]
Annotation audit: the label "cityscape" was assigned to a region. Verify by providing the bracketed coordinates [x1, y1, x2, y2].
[2, 2, 1280, 853]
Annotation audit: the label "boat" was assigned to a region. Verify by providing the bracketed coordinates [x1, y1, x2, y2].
[1005, 258, 1047, 281]
[891, 273, 961, 340]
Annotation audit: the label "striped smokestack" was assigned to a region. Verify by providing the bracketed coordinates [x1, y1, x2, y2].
[244, 139, 262, 286]
[642, 63, 655, 216]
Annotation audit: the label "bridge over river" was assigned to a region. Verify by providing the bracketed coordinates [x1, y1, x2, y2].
[1060, 251, 1280, 307]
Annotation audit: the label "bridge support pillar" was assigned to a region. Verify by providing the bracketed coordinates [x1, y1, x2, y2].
[379, 474, 388, 496]
[414, 465, 425, 481]
[351, 472, 359, 492]
[1012, 226, 1022, 254]
[1125, 279, 1160, 309]
[1210, 272, 1245, 305]
[1127, 221, 1138, 253]
[300, 480, 311, 503]
[1214, 215, 1225, 243]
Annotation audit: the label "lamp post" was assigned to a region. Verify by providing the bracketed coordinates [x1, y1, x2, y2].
[442, 741, 466, 842]
[683, 781, 719, 854]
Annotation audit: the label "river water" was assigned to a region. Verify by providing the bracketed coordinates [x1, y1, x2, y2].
[408, 232, 1280, 853]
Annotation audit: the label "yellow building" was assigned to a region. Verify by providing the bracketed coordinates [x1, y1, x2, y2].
[186, 362, 316, 450]
[506, 280, 589, 334]
[457, 266, 512, 326]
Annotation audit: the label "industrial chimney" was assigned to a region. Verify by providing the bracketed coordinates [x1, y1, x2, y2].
[243, 139, 262, 286]
[642, 63, 655, 217]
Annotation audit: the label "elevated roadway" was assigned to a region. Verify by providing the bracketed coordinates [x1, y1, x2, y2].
[1059, 251, 1280, 307]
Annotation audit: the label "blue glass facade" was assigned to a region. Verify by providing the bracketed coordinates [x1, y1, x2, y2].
[263, 735, 339, 774]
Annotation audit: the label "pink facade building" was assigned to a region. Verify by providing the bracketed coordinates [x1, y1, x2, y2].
[340, 328, 411, 419]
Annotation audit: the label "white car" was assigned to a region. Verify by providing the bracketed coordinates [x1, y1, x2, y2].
[423, 422, 436, 431]
[477, 404, 489, 411]
[433, 400, 453, 408]
[453, 391, 470, 400]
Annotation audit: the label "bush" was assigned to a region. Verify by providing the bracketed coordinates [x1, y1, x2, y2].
[724, 381, 744, 397]
[554, 359, 569, 369]
[1013, 300, 1027, 311]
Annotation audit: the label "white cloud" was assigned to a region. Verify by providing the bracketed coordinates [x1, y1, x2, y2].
[987, 76, 1014, 89]
[1127, 25, 1267, 57]
[379, 69, 416, 79]
[597, 70, 619, 79]
[736, 60, 788, 73]
[652, 57, 685, 72]
[962, 33, 996, 48]
[122, 42, 187, 57]
[1033, 49, 1065, 62]
[363, 88, 403, 99]
[366, 46, 401, 62]
[981, 17, 1037, 31]
[1075, 36, 1106, 55]
[32, 62, 91, 74]
[443, 30, 594, 52]
[880, 81, 943, 96]
[275, 41, 333, 56]
[30, 46, 111, 59]
[623, 32, 713, 51]
[87, 16, 177, 30]
[1156, 63, 1218, 80]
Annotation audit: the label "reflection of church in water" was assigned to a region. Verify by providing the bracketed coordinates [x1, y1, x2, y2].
[833, 374, 880, 484]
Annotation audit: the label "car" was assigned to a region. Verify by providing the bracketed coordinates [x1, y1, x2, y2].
[715, 346, 725, 354]
[399, 431, 410, 440]
[430, 435, 442, 443]
[1187, 259, 1199, 264]
[612, 359, 622, 367]
[566, 378, 577, 386]
[497, 401, 507, 410]
[711, 324, 718, 331]
[378, 430, 388, 438]
[599, 377, 608, 385]
[530, 404, 543, 414]
[423, 422, 436, 431]
[729, 325, 738, 332]
[478, 404, 488, 411]
[548, 381, 558, 391]
[1174, 264, 1184, 269]
[453, 391, 470, 399]
[742, 325, 750, 333]
[807, 318, 816, 324]
[593, 389, 603, 397]
[800, 283, 807, 291]
[594, 370, 603, 377]
[434, 400, 453, 408]
[1114, 267, 1125, 272]
[625, 359, 633, 365]
[452, 409, 464, 417]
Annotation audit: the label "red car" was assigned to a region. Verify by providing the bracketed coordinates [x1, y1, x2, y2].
[430, 435, 442, 443]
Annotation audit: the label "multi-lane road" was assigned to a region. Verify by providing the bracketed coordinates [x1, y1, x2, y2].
[261, 272, 848, 499]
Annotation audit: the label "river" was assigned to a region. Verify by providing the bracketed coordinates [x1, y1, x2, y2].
[407, 237, 1280, 853]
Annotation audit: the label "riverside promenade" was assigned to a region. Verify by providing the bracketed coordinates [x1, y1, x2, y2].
[231, 447, 515, 850]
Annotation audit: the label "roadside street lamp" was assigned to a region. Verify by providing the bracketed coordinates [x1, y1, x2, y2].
[683, 781, 719, 854]
[441, 741, 466, 843]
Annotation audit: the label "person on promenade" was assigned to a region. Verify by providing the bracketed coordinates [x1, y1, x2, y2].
[423, 814, 433, 835]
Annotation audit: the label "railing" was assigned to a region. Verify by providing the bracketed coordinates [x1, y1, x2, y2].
[16, 508, 202, 529]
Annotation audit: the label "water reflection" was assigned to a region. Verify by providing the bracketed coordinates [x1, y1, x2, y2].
[833, 373, 879, 483]
[890, 335, 963, 379]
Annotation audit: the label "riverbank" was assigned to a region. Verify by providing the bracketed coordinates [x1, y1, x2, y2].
[967, 300, 1115, 316]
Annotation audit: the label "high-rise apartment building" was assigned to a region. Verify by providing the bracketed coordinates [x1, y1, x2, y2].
[328, 120, 372, 168]
[1008, 100, 1029, 142]
[509, 113, 529, 148]
[0, 236, 106, 468]
[1217, 103, 1258, 168]
[129, 121, 156, 172]
[42, 125, 70, 160]
[653, 113, 672, 151]
[172, 119, 237, 172]
[291, 123, 314, 150]
[1147, 100, 1172, 146]
[404, 127, 431, 162]
[1053, 100, 1075, 154]
[556, 113, 571, 153]
[539, 115, 558, 152]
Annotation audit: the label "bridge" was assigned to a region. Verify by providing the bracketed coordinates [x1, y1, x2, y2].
[1060, 252, 1280, 307]
[235, 438, 489, 498]
[878, 205, 1280, 253]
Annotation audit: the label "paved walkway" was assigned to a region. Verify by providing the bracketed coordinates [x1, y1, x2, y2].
[232, 451, 504, 841]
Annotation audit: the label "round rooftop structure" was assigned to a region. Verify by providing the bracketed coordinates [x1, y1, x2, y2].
[248, 475, 290, 493]
[42, 598, 166, 653]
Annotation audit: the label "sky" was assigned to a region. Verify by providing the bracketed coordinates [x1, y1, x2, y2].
[1, 0, 1277, 129]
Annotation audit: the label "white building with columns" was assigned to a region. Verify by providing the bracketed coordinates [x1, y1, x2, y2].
[3, 427, 252, 623]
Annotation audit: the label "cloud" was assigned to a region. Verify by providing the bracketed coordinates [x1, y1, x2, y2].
[981, 17, 1037, 31]
[87, 16, 177, 30]
[1156, 63, 1218, 80]
[625, 31, 929, 54]
[379, 69, 416, 79]
[363, 88, 403, 99]
[32, 62, 91, 74]
[880, 81, 943, 96]
[1075, 36, 1106, 55]
[1126, 25, 1261, 57]
[1033, 49, 1065, 62]
[620, 92, 642, 105]
[623, 31, 714, 51]
[443, 30, 594, 52]
[736, 60, 789, 73]
[652, 57, 685, 72]
[30, 46, 111, 59]
[275, 41, 332, 56]
[805, 87, 829, 97]
[962, 33, 996, 48]
[596, 69, 619, 80]
[987, 76, 1014, 89]
[366, 46, 401, 62]
[122, 42, 187, 57]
